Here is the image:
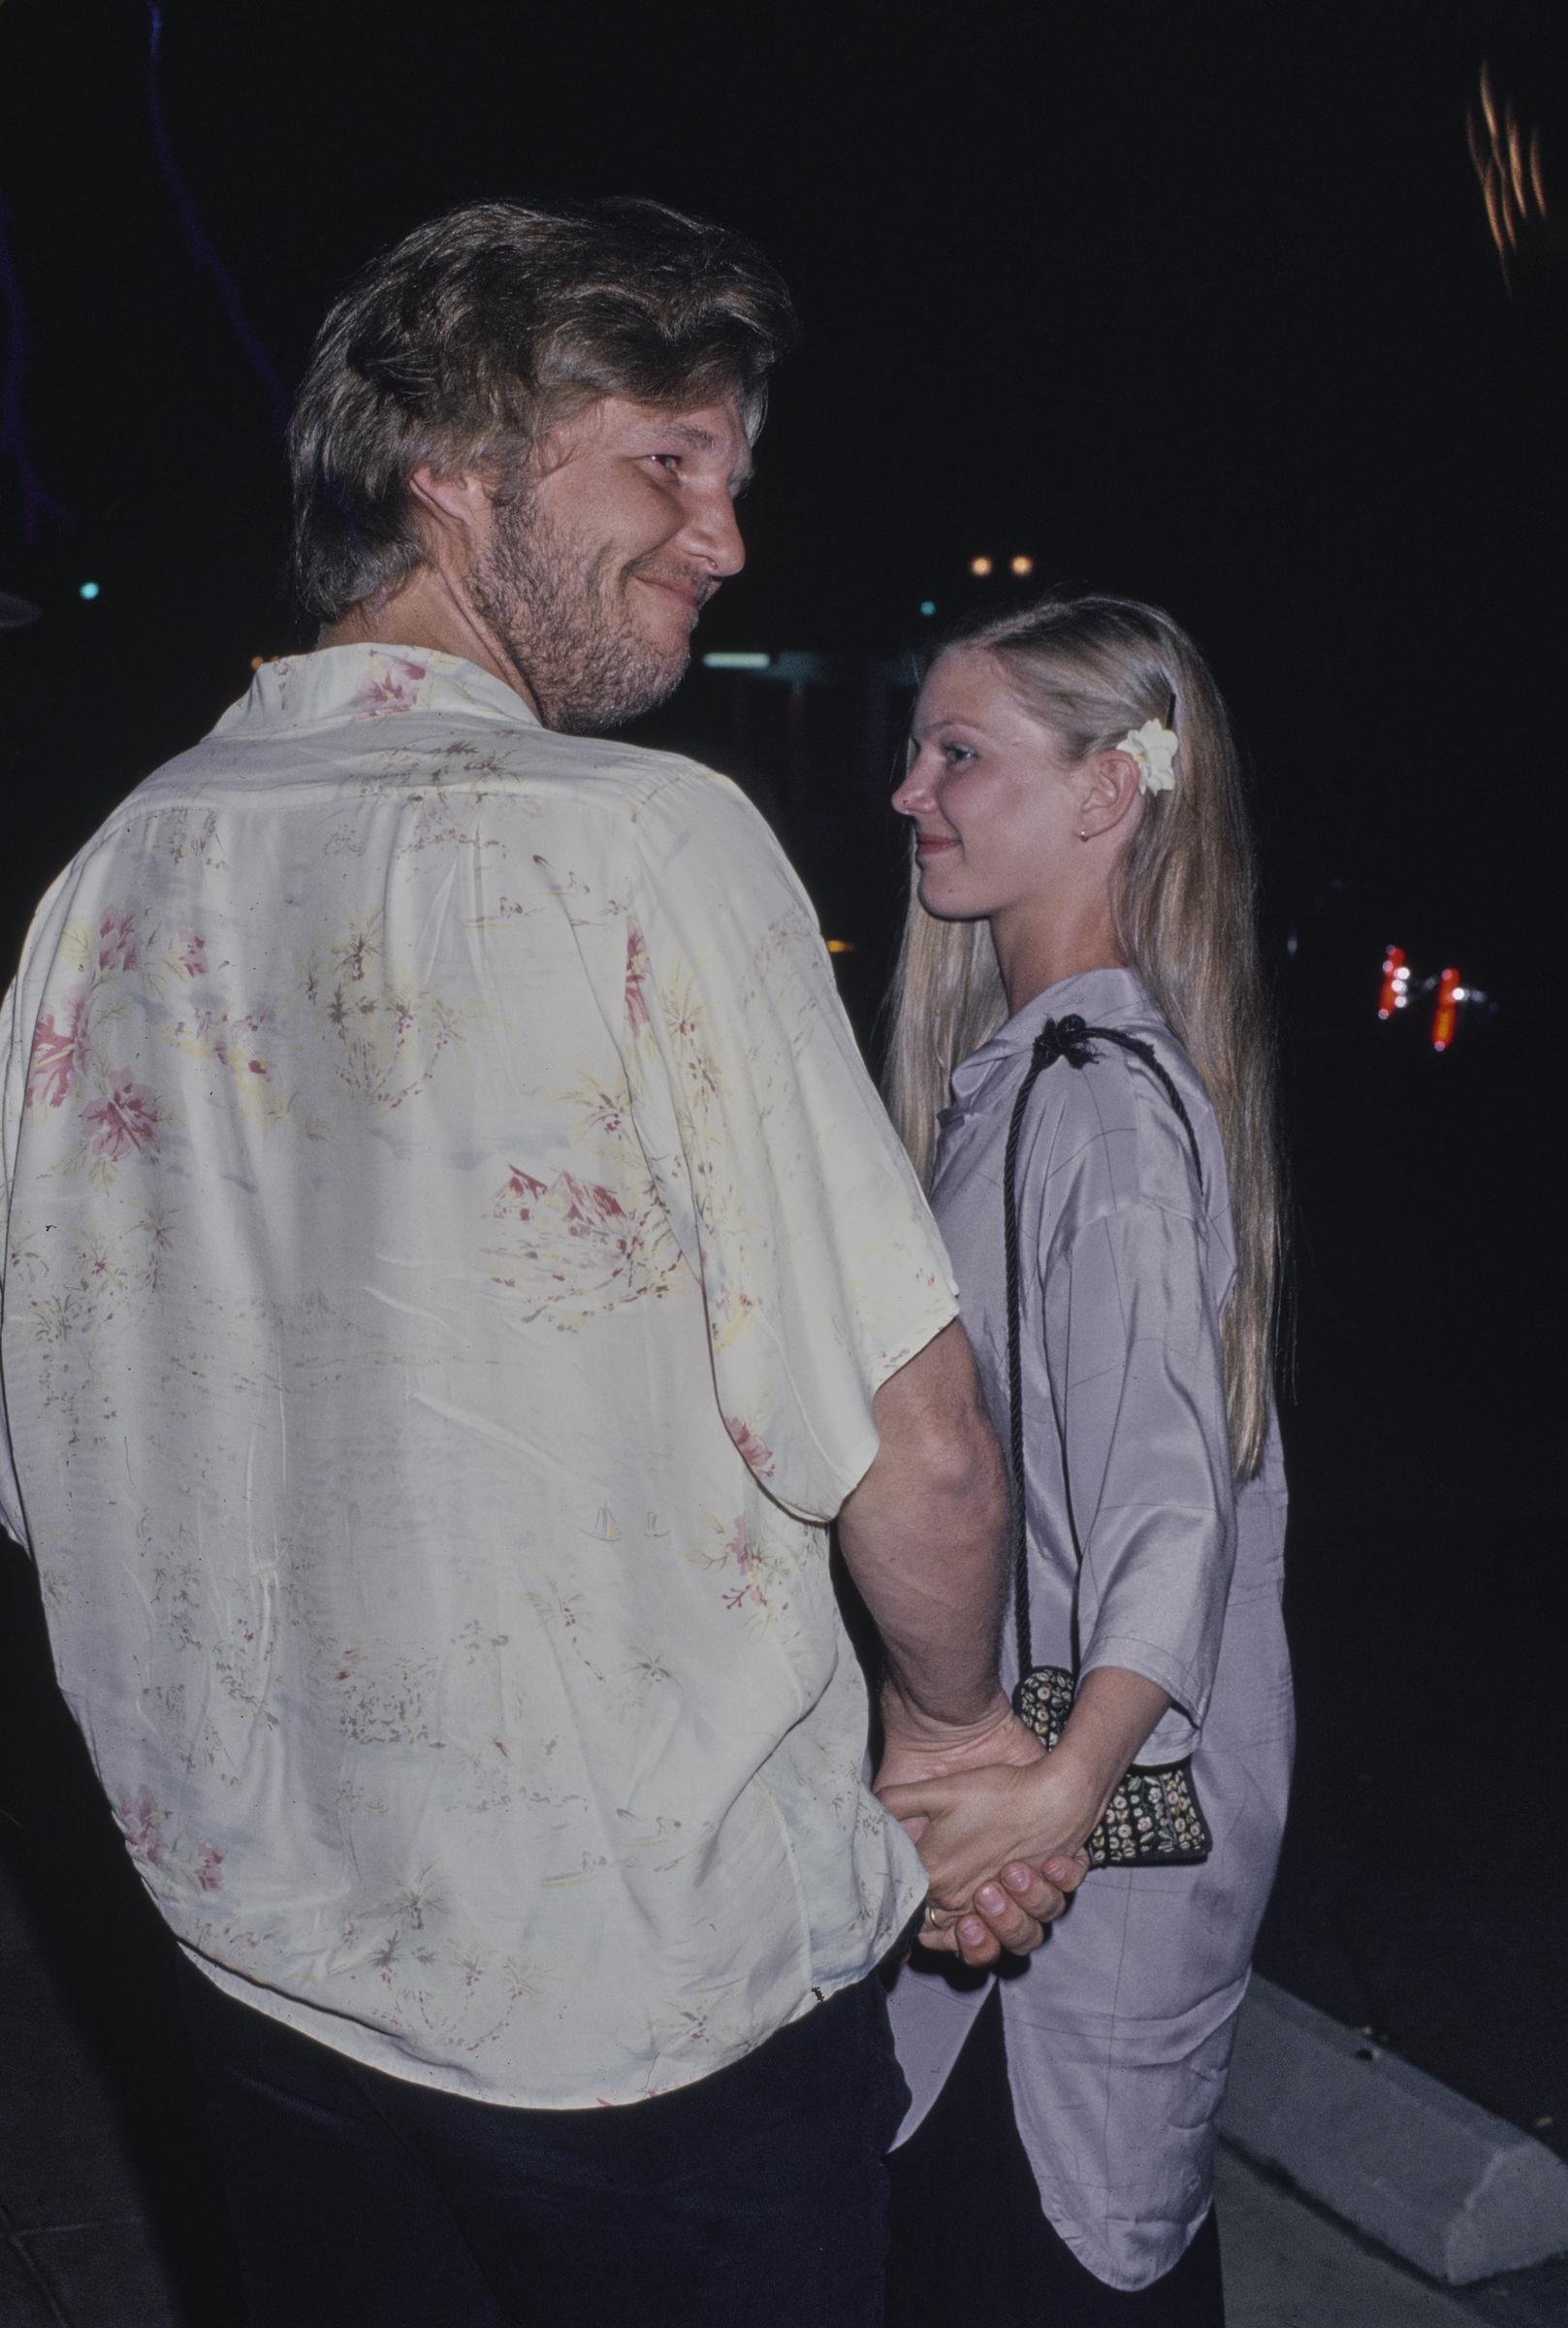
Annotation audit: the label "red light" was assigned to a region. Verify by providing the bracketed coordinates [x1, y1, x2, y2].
[1431, 967, 1460, 1051]
[1377, 945, 1408, 1019]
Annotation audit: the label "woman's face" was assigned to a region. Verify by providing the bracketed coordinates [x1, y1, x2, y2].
[893, 649, 1082, 924]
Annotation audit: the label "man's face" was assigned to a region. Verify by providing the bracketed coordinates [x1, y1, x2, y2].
[465, 394, 752, 733]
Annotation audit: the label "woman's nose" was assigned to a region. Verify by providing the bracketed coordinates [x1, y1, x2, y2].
[891, 758, 933, 817]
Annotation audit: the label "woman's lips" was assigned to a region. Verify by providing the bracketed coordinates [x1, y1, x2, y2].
[915, 835, 960, 857]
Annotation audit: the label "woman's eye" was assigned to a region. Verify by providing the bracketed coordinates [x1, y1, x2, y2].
[942, 743, 976, 766]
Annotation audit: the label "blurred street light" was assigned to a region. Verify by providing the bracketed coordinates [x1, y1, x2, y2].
[1468, 62, 1552, 292]
[1377, 944, 1410, 1018]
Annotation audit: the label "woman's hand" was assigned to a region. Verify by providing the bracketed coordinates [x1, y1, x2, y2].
[876, 1693, 1087, 1963]
[879, 1741, 1104, 1914]
[880, 1667, 1177, 1936]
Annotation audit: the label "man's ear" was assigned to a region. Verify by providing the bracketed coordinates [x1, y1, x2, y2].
[1078, 749, 1143, 842]
[407, 465, 493, 551]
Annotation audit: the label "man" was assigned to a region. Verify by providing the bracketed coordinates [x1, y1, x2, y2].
[0, 199, 1075, 2326]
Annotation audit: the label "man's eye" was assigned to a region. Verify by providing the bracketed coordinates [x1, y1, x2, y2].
[649, 453, 681, 473]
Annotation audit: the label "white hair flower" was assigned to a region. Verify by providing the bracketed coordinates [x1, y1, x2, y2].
[1117, 719, 1178, 796]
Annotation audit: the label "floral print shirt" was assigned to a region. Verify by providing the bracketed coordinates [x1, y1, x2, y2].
[0, 645, 955, 2106]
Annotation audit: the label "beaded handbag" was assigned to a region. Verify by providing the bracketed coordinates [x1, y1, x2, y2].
[1003, 1014, 1213, 1870]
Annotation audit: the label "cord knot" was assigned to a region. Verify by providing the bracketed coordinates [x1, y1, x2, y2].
[1035, 1014, 1097, 1070]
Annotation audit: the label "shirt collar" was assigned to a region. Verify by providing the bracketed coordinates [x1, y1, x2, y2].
[949, 966, 1152, 1113]
[210, 644, 541, 739]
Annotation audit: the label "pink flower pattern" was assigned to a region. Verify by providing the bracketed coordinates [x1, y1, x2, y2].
[497, 1168, 626, 1265]
[25, 988, 90, 1109]
[189, 1006, 269, 1078]
[349, 655, 431, 718]
[625, 920, 652, 1036]
[487, 1162, 677, 1325]
[176, 930, 208, 980]
[713, 1514, 784, 1618]
[97, 908, 141, 974]
[83, 1077, 160, 1160]
[117, 1785, 167, 1866]
[724, 1416, 775, 1476]
[115, 1788, 223, 1892]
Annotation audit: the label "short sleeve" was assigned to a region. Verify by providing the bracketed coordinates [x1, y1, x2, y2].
[1057, 1198, 1236, 1755]
[0, 976, 31, 1551]
[612, 771, 957, 1522]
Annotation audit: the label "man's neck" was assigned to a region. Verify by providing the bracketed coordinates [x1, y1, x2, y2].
[319, 573, 541, 719]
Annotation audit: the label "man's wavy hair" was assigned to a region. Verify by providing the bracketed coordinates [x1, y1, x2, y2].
[288, 197, 798, 628]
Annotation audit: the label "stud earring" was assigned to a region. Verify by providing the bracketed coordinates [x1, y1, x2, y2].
[1078, 826, 1090, 843]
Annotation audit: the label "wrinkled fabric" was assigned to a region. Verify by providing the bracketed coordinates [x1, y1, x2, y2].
[886, 967, 1293, 2290]
[0, 644, 955, 2107]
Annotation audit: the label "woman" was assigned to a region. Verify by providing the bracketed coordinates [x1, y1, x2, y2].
[878, 592, 1293, 2323]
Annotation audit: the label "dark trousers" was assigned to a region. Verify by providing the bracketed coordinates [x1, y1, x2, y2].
[177, 1957, 909, 2328]
[884, 1987, 1226, 2326]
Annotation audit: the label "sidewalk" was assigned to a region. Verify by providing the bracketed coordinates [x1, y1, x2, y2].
[1217, 2149, 1568, 2328]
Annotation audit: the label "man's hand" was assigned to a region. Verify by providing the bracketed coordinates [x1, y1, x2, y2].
[874, 1688, 1041, 1801]
[880, 1666, 1177, 1964]
[880, 1747, 1102, 1914]
[913, 1854, 1088, 1966]
[876, 1690, 1088, 1966]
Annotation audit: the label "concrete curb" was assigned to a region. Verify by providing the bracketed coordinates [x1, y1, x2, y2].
[1218, 1979, 1568, 2285]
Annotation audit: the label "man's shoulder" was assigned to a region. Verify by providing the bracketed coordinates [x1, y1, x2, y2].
[25, 686, 793, 984]
[482, 733, 791, 890]
[120, 703, 752, 821]
[511, 732, 758, 824]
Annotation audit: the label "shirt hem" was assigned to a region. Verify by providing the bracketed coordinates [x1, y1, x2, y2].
[177, 1886, 926, 2114]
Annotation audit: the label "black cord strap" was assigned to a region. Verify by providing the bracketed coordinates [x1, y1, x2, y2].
[1002, 1014, 1204, 1678]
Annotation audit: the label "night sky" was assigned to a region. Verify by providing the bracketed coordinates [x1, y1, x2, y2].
[3, 1, 1564, 976]
[3, 0, 1567, 2152]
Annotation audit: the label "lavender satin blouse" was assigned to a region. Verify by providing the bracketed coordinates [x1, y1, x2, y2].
[885, 966, 1295, 2291]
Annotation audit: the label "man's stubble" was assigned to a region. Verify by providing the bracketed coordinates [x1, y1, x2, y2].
[466, 492, 693, 736]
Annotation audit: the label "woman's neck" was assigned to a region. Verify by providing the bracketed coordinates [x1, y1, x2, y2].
[991, 895, 1126, 1016]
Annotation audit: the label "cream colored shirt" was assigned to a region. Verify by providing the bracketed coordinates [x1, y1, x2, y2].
[0, 645, 955, 2106]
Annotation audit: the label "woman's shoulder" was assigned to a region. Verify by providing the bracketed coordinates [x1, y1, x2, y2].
[1017, 984, 1222, 1239]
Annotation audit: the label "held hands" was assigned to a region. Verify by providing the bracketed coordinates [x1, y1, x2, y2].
[875, 1690, 1093, 1969]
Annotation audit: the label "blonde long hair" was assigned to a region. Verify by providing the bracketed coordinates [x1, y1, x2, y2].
[885, 591, 1282, 1478]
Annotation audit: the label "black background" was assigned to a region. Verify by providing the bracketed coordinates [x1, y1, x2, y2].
[2, 3, 1565, 2302]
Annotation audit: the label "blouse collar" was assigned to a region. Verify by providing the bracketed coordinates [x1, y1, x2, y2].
[947, 966, 1153, 1116]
